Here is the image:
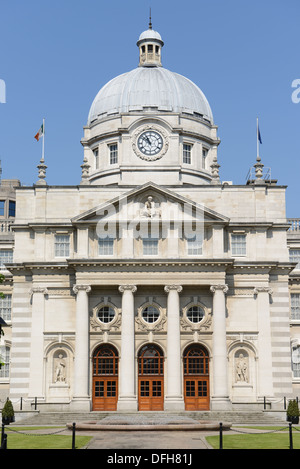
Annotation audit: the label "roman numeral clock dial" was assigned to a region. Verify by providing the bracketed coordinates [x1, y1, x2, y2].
[138, 131, 163, 157]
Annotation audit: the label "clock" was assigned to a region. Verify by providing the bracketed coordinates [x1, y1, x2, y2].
[137, 130, 163, 156]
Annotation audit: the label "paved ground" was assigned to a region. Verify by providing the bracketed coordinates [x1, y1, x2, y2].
[82, 430, 213, 449]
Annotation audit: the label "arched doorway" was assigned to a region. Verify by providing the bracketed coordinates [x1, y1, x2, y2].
[92, 344, 118, 411]
[138, 344, 164, 411]
[183, 344, 210, 410]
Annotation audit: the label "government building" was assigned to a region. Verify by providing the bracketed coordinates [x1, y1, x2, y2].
[1, 23, 300, 414]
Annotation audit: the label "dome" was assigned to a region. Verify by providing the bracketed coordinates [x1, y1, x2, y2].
[87, 26, 213, 126]
[87, 66, 213, 125]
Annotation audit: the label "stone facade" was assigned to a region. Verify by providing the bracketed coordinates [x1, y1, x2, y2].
[1, 25, 299, 412]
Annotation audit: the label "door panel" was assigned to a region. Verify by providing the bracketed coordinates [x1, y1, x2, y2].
[138, 377, 164, 411]
[93, 378, 118, 411]
[184, 377, 209, 410]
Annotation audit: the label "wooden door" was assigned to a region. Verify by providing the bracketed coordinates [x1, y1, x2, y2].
[183, 344, 210, 410]
[92, 344, 118, 411]
[138, 344, 164, 411]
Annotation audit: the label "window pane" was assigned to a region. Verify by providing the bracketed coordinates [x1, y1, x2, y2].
[0, 346, 10, 378]
[109, 144, 118, 164]
[98, 306, 115, 323]
[292, 347, 300, 378]
[55, 235, 70, 257]
[183, 144, 191, 164]
[143, 238, 158, 255]
[0, 250, 13, 268]
[8, 201, 15, 217]
[0, 201, 5, 216]
[98, 237, 114, 255]
[0, 294, 11, 321]
[187, 305, 204, 323]
[290, 250, 300, 269]
[187, 235, 203, 255]
[291, 294, 300, 320]
[231, 234, 246, 256]
[142, 305, 160, 323]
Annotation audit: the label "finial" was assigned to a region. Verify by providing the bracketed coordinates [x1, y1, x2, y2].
[36, 156, 47, 185]
[149, 8, 152, 29]
[80, 156, 90, 184]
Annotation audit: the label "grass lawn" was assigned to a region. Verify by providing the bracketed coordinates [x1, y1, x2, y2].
[206, 426, 300, 450]
[3, 427, 93, 450]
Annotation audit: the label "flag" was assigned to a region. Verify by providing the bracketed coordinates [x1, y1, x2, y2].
[257, 125, 262, 144]
[34, 123, 44, 141]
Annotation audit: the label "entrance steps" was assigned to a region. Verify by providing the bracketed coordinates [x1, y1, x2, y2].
[14, 410, 286, 426]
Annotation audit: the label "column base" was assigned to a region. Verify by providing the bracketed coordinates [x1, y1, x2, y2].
[117, 398, 138, 412]
[164, 396, 185, 411]
[211, 397, 232, 411]
[70, 398, 91, 412]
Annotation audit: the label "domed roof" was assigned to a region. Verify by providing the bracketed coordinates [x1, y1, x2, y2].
[87, 27, 213, 125]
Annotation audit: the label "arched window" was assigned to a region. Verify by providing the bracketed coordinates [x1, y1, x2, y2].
[183, 344, 209, 375]
[93, 344, 118, 376]
[138, 344, 164, 376]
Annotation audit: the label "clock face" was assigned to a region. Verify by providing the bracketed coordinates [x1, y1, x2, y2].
[138, 130, 163, 156]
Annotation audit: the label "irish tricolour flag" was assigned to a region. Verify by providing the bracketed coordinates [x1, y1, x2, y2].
[34, 123, 44, 141]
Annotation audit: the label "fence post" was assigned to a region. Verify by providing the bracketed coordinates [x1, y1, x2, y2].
[219, 422, 223, 449]
[289, 423, 293, 450]
[284, 396, 286, 410]
[72, 422, 76, 450]
[34, 397, 37, 410]
[20, 397, 23, 411]
[1, 433, 7, 449]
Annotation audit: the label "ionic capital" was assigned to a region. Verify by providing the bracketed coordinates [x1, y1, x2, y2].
[30, 286, 48, 296]
[210, 284, 228, 294]
[164, 285, 183, 294]
[73, 284, 91, 295]
[118, 285, 137, 294]
[254, 287, 273, 296]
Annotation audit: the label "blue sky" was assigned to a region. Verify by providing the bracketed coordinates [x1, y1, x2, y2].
[0, 0, 299, 216]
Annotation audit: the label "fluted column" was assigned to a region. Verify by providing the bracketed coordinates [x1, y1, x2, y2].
[28, 286, 48, 398]
[164, 285, 185, 410]
[72, 284, 91, 410]
[210, 284, 231, 410]
[118, 285, 137, 411]
[254, 287, 274, 398]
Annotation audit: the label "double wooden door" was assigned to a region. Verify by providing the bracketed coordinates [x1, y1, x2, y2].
[92, 345, 118, 411]
[138, 344, 164, 411]
[183, 344, 210, 410]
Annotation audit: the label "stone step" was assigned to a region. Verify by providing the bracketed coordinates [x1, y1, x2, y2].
[13, 410, 287, 426]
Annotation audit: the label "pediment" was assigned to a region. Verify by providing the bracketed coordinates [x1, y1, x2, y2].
[71, 182, 229, 226]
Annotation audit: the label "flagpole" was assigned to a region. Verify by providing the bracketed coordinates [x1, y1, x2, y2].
[42, 118, 45, 161]
[256, 117, 259, 159]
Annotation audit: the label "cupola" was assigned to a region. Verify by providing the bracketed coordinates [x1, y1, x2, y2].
[137, 18, 164, 67]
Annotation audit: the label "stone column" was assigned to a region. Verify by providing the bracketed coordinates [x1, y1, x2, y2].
[164, 285, 185, 410]
[118, 285, 137, 411]
[254, 287, 274, 398]
[210, 284, 231, 409]
[71, 284, 91, 411]
[28, 286, 48, 398]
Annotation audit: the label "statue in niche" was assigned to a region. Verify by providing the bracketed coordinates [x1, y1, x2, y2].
[54, 353, 66, 383]
[235, 353, 249, 383]
[142, 196, 158, 218]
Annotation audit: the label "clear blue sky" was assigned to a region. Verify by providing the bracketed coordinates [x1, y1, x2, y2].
[0, 0, 299, 216]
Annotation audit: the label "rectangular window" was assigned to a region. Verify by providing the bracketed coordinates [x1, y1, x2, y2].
[8, 201, 15, 217]
[98, 236, 114, 255]
[202, 148, 208, 169]
[0, 201, 5, 216]
[187, 234, 203, 255]
[231, 234, 246, 256]
[0, 250, 13, 268]
[93, 148, 99, 169]
[109, 144, 118, 165]
[0, 346, 10, 378]
[290, 249, 300, 269]
[54, 235, 70, 257]
[143, 238, 158, 256]
[0, 294, 11, 322]
[183, 144, 192, 164]
[291, 293, 300, 320]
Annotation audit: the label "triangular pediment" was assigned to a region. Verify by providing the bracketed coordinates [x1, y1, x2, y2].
[72, 182, 229, 227]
